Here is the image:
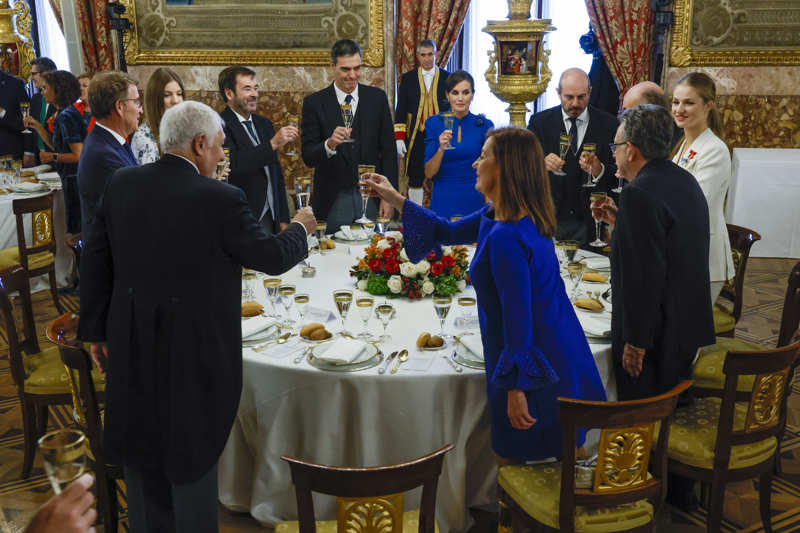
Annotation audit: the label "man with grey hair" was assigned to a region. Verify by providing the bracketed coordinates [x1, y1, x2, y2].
[592, 104, 714, 401]
[78, 100, 315, 532]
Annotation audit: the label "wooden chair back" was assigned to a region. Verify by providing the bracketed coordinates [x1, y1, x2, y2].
[720, 224, 761, 320]
[0, 265, 40, 388]
[12, 192, 56, 272]
[58, 344, 118, 532]
[282, 444, 454, 533]
[778, 261, 800, 348]
[556, 381, 692, 532]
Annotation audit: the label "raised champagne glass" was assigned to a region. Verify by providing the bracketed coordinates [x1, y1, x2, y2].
[566, 260, 587, 301]
[263, 277, 281, 317]
[38, 429, 87, 494]
[356, 164, 376, 224]
[294, 293, 310, 323]
[340, 104, 355, 143]
[284, 115, 299, 156]
[21, 102, 32, 133]
[433, 295, 453, 339]
[278, 284, 297, 326]
[441, 113, 456, 150]
[581, 143, 598, 188]
[589, 191, 608, 248]
[333, 289, 353, 335]
[356, 296, 375, 339]
[552, 133, 571, 176]
[375, 301, 395, 341]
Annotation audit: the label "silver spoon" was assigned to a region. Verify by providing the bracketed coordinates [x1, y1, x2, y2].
[390, 349, 409, 374]
[252, 331, 293, 352]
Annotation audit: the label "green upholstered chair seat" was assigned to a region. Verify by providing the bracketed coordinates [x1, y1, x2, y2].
[498, 463, 654, 532]
[692, 337, 761, 391]
[275, 509, 439, 533]
[0, 247, 54, 270]
[713, 304, 736, 334]
[668, 397, 777, 470]
[23, 345, 105, 395]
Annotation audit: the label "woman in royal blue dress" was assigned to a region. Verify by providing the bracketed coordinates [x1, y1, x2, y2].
[368, 127, 606, 462]
[424, 71, 493, 220]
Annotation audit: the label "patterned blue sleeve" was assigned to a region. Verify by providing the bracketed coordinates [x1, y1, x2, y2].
[401, 199, 484, 263]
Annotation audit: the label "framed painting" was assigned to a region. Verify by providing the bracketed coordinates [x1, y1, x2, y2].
[118, 0, 384, 66]
[670, 0, 800, 66]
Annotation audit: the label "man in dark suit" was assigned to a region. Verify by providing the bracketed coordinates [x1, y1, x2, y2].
[78, 101, 315, 532]
[592, 104, 715, 401]
[394, 39, 448, 206]
[527, 68, 618, 245]
[219, 66, 295, 235]
[0, 68, 29, 158]
[23, 57, 56, 167]
[301, 39, 397, 230]
[77, 72, 142, 242]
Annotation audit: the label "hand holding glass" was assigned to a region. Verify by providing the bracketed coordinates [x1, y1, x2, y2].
[38, 429, 87, 494]
[340, 104, 355, 143]
[21, 102, 32, 133]
[552, 134, 571, 176]
[581, 143, 598, 187]
[284, 115, 299, 156]
[589, 192, 608, 248]
[441, 113, 456, 150]
[356, 164, 376, 224]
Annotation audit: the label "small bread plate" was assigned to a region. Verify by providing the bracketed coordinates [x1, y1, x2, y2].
[308, 341, 382, 372]
[419, 341, 449, 352]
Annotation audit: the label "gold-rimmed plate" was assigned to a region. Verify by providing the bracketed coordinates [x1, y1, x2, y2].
[308, 341, 382, 372]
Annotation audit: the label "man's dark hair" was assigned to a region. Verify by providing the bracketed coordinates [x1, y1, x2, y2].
[620, 104, 673, 160]
[218, 66, 256, 102]
[330, 40, 361, 64]
[42, 70, 80, 110]
[417, 40, 436, 52]
[445, 70, 474, 93]
[29, 57, 57, 73]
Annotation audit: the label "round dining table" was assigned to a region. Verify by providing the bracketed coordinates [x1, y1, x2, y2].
[217, 239, 615, 532]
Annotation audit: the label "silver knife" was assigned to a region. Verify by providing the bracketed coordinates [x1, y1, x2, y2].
[443, 351, 463, 373]
[379, 351, 398, 374]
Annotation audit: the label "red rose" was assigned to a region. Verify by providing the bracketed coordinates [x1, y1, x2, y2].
[382, 247, 396, 260]
[385, 258, 400, 274]
[430, 262, 443, 276]
[393, 242, 401, 249]
[427, 251, 437, 260]
[369, 258, 383, 272]
[441, 255, 455, 268]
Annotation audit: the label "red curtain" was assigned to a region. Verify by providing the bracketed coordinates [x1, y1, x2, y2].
[75, 0, 115, 72]
[584, 0, 653, 100]
[396, 0, 471, 75]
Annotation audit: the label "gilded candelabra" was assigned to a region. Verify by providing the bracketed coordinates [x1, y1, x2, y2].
[0, 0, 35, 80]
[483, 0, 555, 126]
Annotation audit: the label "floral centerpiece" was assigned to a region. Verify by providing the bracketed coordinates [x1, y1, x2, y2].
[350, 231, 470, 299]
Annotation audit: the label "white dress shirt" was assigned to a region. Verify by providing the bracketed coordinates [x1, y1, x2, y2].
[95, 121, 128, 146]
[232, 109, 274, 222]
[324, 83, 360, 158]
[421, 67, 436, 91]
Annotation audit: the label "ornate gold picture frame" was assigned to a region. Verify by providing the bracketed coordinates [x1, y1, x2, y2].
[119, 0, 384, 67]
[670, 0, 800, 66]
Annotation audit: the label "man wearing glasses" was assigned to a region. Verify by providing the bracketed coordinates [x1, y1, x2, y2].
[23, 57, 57, 167]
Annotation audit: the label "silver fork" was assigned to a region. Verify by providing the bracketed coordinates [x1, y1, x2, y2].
[293, 346, 313, 364]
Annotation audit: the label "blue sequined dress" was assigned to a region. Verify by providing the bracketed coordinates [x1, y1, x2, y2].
[402, 200, 606, 460]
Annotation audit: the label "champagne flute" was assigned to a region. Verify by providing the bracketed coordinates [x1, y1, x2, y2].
[278, 284, 296, 326]
[441, 113, 456, 150]
[581, 143, 598, 188]
[563, 240, 579, 263]
[433, 295, 452, 339]
[566, 260, 587, 301]
[375, 301, 395, 341]
[294, 293, 310, 323]
[295, 177, 312, 209]
[284, 115, 299, 156]
[21, 101, 32, 133]
[263, 277, 281, 317]
[375, 217, 390, 236]
[456, 296, 476, 329]
[333, 289, 353, 335]
[38, 429, 87, 494]
[552, 134, 571, 176]
[356, 295, 374, 339]
[356, 164, 376, 224]
[589, 191, 608, 248]
[340, 104, 355, 143]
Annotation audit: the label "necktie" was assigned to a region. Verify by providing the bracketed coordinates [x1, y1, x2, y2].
[242, 119, 274, 221]
[243, 120, 259, 144]
[123, 142, 137, 165]
[344, 94, 353, 104]
[568, 117, 578, 155]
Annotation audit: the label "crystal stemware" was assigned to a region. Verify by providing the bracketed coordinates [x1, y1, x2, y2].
[375, 301, 395, 341]
[356, 164, 376, 224]
[355, 296, 375, 339]
[284, 115, 299, 156]
[278, 284, 296, 326]
[263, 277, 281, 317]
[295, 176, 312, 209]
[455, 296, 477, 329]
[581, 143, 598, 188]
[333, 289, 353, 335]
[552, 133, 571, 176]
[375, 217, 390, 235]
[294, 293, 310, 323]
[441, 113, 456, 150]
[589, 191, 608, 248]
[21, 102, 32, 134]
[340, 104, 355, 143]
[566, 261, 587, 301]
[432, 295, 453, 339]
[38, 429, 87, 494]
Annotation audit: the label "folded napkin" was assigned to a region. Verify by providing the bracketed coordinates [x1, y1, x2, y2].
[459, 335, 484, 362]
[242, 316, 278, 339]
[316, 337, 369, 364]
[576, 311, 611, 338]
[582, 256, 610, 271]
[11, 181, 48, 192]
[28, 164, 52, 175]
[305, 306, 336, 323]
[338, 226, 367, 240]
[37, 172, 61, 182]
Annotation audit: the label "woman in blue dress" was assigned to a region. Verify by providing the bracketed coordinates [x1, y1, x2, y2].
[368, 127, 606, 462]
[424, 71, 493, 220]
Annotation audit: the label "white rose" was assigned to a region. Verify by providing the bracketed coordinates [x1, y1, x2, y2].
[416, 260, 430, 276]
[385, 230, 404, 243]
[357, 279, 368, 291]
[457, 280, 466, 291]
[399, 248, 409, 262]
[442, 246, 453, 257]
[376, 239, 391, 251]
[399, 262, 417, 278]
[387, 275, 403, 294]
[422, 280, 435, 295]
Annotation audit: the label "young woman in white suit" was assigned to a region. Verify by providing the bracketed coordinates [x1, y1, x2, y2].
[671, 72, 734, 302]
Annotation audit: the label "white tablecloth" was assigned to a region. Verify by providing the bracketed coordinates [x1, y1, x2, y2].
[218, 243, 614, 532]
[727, 148, 800, 258]
[0, 189, 73, 290]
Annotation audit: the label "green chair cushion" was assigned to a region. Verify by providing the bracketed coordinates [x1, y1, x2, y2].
[498, 463, 653, 532]
[691, 337, 761, 392]
[275, 509, 438, 533]
[668, 397, 777, 470]
[23, 344, 105, 395]
[0, 246, 54, 270]
[713, 304, 736, 334]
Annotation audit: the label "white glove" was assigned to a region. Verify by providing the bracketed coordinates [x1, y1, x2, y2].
[396, 139, 407, 158]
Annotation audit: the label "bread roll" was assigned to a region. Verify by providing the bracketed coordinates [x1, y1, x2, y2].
[416, 332, 431, 348]
[427, 335, 444, 347]
[309, 328, 331, 341]
[582, 272, 608, 283]
[20, 170, 35, 177]
[574, 298, 604, 311]
[300, 323, 325, 338]
[241, 301, 264, 317]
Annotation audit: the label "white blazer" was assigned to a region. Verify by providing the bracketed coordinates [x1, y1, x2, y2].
[672, 128, 735, 283]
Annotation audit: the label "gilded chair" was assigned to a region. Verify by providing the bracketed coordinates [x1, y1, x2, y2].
[277, 444, 453, 533]
[0, 192, 64, 313]
[497, 381, 691, 533]
[668, 341, 800, 533]
[714, 224, 761, 337]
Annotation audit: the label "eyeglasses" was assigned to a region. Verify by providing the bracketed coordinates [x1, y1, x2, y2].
[609, 141, 628, 154]
[121, 98, 143, 109]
